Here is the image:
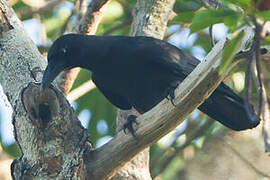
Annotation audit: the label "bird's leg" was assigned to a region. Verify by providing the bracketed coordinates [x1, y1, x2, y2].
[122, 115, 139, 137]
[166, 82, 178, 107]
[168, 89, 176, 107]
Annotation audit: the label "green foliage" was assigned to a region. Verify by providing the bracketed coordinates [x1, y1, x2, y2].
[174, 0, 201, 13]
[219, 31, 244, 75]
[42, 6, 72, 37]
[171, 11, 195, 24]
[255, 10, 270, 20]
[263, 35, 270, 45]
[193, 33, 212, 53]
[226, 0, 251, 11]
[190, 9, 241, 33]
[101, 1, 124, 23]
[11, 0, 26, 12]
[3, 143, 21, 158]
[160, 156, 184, 179]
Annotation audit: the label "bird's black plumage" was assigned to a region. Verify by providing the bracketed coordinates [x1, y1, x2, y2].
[42, 34, 260, 131]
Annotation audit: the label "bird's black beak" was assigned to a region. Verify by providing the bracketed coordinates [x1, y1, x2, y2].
[42, 62, 62, 89]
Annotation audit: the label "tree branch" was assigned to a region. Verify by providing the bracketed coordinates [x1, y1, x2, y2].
[66, 80, 96, 102]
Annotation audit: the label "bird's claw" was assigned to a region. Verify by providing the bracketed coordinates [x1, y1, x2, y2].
[166, 87, 176, 107]
[123, 115, 138, 138]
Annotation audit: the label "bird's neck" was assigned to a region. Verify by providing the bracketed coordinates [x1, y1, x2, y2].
[78, 36, 110, 71]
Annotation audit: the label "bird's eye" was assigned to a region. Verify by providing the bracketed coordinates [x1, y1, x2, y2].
[60, 48, 67, 54]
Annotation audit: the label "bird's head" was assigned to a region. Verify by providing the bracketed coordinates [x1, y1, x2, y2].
[42, 34, 85, 89]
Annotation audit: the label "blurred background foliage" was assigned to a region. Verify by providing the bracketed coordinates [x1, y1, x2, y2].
[1, 0, 270, 179]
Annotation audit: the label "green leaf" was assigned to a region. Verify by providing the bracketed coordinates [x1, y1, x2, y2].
[190, 9, 238, 33]
[3, 143, 21, 158]
[171, 11, 195, 23]
[174, 0, 201, 13]
[193, 34, 211, 52]
[223, 14, 243, 31]
[227, 0, 251, 10]
[219, 31, 245, 75]
[255, 10, 270, 21]
[262, 35, 270, 45]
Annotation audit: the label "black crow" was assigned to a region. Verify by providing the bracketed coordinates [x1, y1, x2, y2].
[42, 34, 260, 132]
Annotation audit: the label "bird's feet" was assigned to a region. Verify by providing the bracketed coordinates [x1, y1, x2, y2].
[166, 82, 178, 107]
[166, 89, 176, 106]
[122, 115, 139, 138]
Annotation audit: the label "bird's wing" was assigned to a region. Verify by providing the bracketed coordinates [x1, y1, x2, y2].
[92, 73, 132, 110]
[149, 50, 200, 80]
[136, 37, 200, 79]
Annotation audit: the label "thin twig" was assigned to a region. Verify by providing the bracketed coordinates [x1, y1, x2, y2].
[259, 25, 270, 152]
[252, 23, 270, 152]
[66, 80, 96, 102]
[244, 21, 263, 122]
[209, 25, 215, 47]
[244, 20, 270, 152]
[252, 59, 270, 152]
[261, 82, 270, 152]
[254, 23, 263, 121]
[243, 35, 257, 121]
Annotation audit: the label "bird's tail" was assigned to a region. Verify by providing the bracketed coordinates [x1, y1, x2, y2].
[198, 83, 260, 130]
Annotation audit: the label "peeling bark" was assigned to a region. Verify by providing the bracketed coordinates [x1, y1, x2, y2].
[12, 83, 88, 179]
